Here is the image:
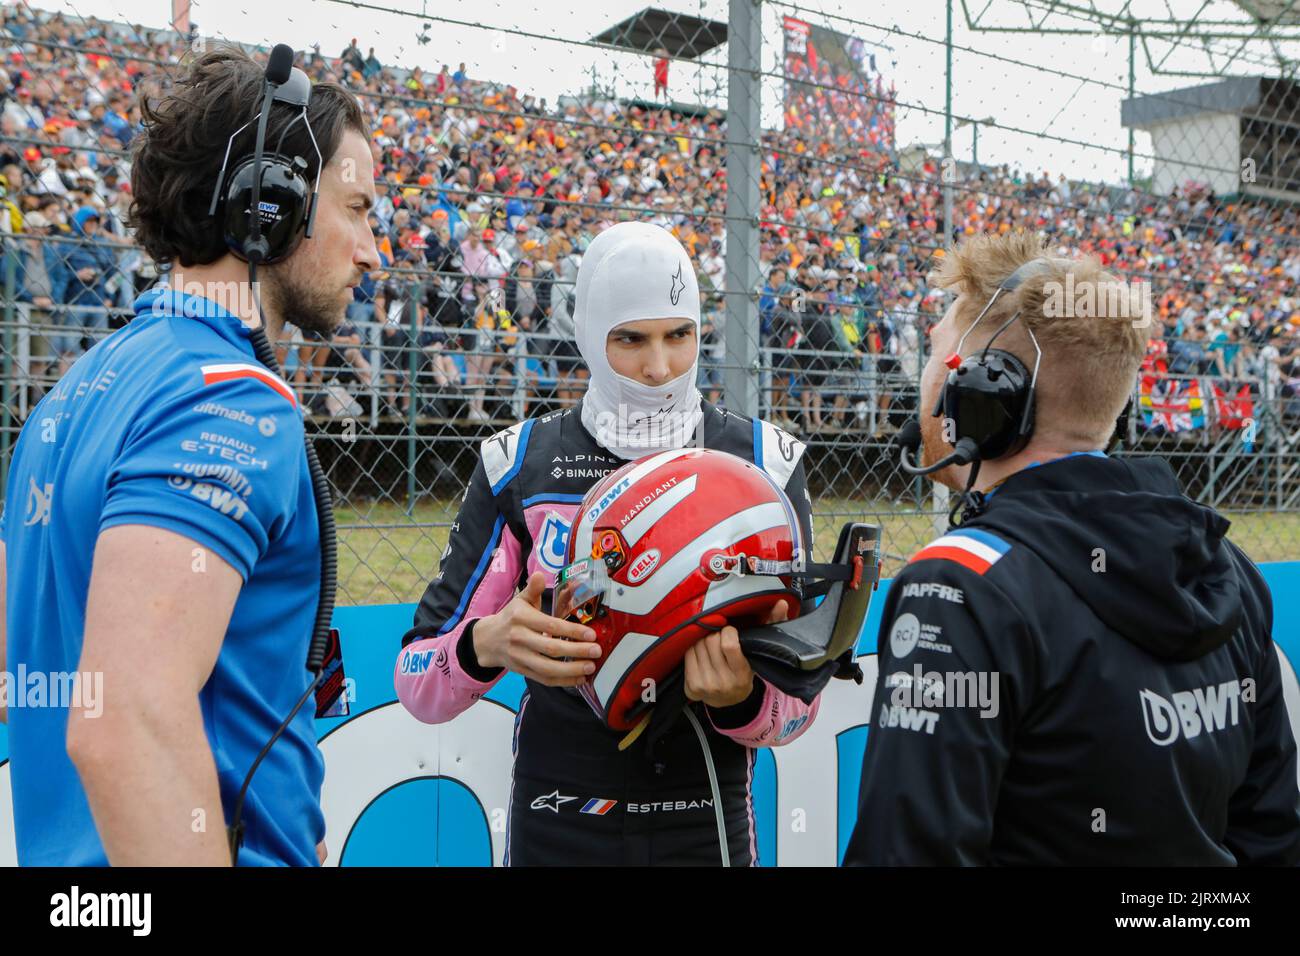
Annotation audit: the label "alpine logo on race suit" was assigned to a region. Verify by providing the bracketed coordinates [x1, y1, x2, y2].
[536, 512, 572, 573]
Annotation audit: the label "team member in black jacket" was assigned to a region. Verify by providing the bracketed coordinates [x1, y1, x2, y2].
[395, 222, 820, 865]
[845, 233, 1300, 866]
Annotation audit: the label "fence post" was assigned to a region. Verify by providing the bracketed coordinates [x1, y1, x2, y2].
[932, 0, 956, 532]
[722, 0, 761, 420]
[406, 279, 421, 514]
[1127, 22, 1136, 187]
[1, 236, 14, 500]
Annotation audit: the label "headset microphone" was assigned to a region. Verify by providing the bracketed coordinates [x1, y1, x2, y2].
[265, 42, 294, 84]
[897, 419, 980, 476]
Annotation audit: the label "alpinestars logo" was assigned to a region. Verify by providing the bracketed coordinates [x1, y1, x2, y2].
[1139, 679, 1251, 746]
[531, 790, 577, 812]
[669, 263, 686, 305]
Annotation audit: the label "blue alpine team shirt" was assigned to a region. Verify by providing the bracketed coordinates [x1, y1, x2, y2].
[1, 285, 325, 865]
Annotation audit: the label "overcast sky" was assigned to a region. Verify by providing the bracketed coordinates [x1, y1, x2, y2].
[27, 0, 1300, 187]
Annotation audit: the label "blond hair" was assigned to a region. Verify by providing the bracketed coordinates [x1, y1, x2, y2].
[932, 231, 1147, 447]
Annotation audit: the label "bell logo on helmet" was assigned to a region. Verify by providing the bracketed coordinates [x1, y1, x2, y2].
[626, 548, 661, 584]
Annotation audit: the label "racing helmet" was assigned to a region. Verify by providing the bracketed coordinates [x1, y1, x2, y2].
[553, 448, 804, 731]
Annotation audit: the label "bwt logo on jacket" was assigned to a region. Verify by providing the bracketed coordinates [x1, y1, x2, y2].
[1139, 679, 1254, 746]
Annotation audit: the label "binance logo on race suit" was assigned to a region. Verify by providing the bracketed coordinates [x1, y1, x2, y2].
[536, 512, 572, 573]
[551, 454, 618, 480]
[1139, 679, 1252, 746]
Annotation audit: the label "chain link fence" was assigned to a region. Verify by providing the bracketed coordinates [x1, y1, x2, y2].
[0, 0, 1298, 605]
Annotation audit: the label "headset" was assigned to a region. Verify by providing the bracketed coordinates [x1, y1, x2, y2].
[899, 256, 1132, 524]
[901, 258, 1053, 465]
[898, 257, 1058, 523]
[208, 44, 339, 865]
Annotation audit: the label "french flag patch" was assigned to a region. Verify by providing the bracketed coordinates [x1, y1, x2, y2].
[909, 528, 1010, 576]
[200, 362, 297, 407]
[580, 798, 617, 816]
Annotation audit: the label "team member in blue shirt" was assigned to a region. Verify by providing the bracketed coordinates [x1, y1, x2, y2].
[0, 47, 379, 865]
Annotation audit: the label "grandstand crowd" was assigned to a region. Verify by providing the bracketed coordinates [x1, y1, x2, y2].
[0, 3, 1297, 435]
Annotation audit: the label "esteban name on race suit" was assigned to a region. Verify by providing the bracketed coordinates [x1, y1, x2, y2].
[845, 452, 1300, 866]
[395, 399, 818, 865]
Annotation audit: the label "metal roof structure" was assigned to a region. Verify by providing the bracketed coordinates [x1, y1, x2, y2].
[590, 7, 728, 60]
[962, 0, 1300, 78]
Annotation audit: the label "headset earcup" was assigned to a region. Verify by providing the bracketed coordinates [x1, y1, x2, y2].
[221, 155, 311, 264]
[946, 349, 1035, 461]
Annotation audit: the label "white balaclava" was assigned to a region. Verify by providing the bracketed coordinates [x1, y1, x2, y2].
[573, 222, 703, 460]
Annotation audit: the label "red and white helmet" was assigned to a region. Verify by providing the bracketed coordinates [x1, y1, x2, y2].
[554, 448, 804, 731]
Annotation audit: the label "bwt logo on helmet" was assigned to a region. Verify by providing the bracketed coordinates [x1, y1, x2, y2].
[257, 201, 280, 214]
[587, 477, 631, 522]
[1139, 679, 1253, 746]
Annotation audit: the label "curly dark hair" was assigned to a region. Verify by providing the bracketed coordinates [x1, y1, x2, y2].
[128, 44, 367, 268]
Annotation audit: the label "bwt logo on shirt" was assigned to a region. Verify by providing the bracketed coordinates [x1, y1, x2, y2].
[1139, 679, 1253, 746]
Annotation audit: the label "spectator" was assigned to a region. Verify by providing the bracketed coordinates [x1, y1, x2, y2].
[653, 47, 669, 99]
[465, 278, 510, 422]
[2, 7, 1296, 438]
[416, 305, 462, 419]
[376, 278, 416, 417]
[315, 318, 373, 417]
[15, 209, 61, 395]
[51, 205, 116, 354]
[698, 293, 724, 405]
[341, 38, 366, 75]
